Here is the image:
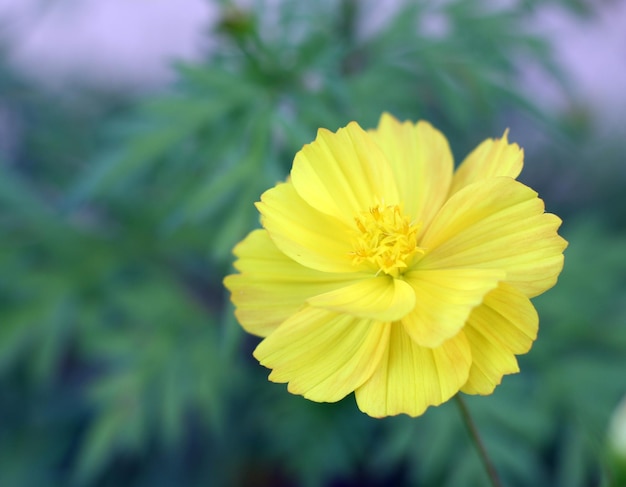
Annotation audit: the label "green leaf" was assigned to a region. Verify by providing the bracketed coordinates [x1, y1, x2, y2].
[69, 94, 250, 203]
[75, 401, 145, 483]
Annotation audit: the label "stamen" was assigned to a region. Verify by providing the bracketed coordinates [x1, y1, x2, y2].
[350, 203, 424, 277]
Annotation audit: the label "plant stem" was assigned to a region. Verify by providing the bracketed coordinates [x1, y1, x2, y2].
[455, 394, 503, 487]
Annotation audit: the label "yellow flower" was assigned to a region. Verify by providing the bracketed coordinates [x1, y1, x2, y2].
[224, 113, 567, 418]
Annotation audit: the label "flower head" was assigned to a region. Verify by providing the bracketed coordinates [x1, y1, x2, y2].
[224, 113, 567, 417]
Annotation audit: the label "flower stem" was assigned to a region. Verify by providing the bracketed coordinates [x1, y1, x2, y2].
[455, 394, 503, 487]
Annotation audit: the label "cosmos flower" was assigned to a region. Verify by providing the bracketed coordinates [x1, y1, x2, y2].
[224, 113, 567, 417]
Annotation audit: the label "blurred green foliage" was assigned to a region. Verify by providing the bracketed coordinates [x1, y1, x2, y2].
[1, 1, 625, 486]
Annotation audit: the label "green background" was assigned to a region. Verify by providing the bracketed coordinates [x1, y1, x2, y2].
[1, 1, 625, 486]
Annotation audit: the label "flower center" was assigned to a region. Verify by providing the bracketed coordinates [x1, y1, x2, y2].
[350, 203, 424, 277]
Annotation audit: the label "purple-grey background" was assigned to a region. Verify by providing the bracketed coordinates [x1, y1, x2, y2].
[1, 0, 625, 132]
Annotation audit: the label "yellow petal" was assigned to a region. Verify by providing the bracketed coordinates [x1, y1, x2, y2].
[420, 177, 567, 297]
[308, 276, 415, 321]
[290, 122, 400, 225]
[254, 308, 391, 403]
[355, 325, 471, 418]
[461, 282, 538, 395]
[224, 230, 364, 337]
[401, 268, 504, 348]
[257, 181, 355, 273]
[449, 130, 523, 197]
[370, 113, 454, 233]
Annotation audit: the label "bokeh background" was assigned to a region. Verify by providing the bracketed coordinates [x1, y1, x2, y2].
[1, 0, 626, 486]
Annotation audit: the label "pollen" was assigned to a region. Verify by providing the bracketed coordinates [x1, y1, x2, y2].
[351, 203, 424, 277]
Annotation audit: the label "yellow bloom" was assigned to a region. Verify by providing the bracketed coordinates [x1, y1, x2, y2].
[224, 113, 567, 418]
